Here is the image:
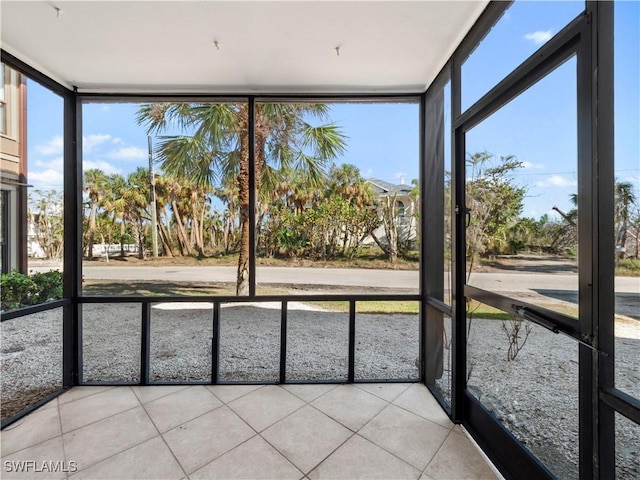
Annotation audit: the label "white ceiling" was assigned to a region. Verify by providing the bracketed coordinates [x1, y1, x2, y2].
[1, 1, 488, 94]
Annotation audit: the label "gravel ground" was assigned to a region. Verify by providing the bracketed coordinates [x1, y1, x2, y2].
[434, 317, 640, 480]
[1, 304, 638, 479]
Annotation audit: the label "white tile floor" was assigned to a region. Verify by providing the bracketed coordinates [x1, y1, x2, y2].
[1, 384, 500, 480]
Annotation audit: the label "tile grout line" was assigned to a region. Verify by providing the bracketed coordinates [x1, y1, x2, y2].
[62, 387, 169, 477]
[57, 397, 70, 480]
[135, 387, 190, 480]
[352, 382, 413, 403]
[57, 385, 117, 407]
[421, 425, 459, 478]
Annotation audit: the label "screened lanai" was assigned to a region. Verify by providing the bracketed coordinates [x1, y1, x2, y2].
[1, 1, 638, 479]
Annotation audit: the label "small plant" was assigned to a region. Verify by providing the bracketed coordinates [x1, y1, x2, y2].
[0, 270, 63, 311]
[1, 271, 38, 311]
[501, 316, 533, 361]
[30, 270, 63, 304]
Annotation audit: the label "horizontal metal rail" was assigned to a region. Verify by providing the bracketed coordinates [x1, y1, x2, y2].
[1, 299, 71, 322]
[464, 285, 582, 342]
[600, 388, 640, 425]
[78, 293, 421, 303]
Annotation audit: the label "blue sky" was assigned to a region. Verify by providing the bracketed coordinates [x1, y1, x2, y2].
[26, 1, 639, 221]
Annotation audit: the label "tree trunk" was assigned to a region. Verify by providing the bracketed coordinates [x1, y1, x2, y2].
[119, 220, 126, 257]
[157, 210, 174, 258]
[382, 195, 398, 266]
[88, 203, 97, 260]
[236, 137, 250, 295]
[171, 199, 193, 256]
[191, 196, 205, 256]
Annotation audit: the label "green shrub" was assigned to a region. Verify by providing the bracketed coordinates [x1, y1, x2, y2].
[30, 270, 63, 304]
[1, 271, 38, 310]
[0, 270, 63, 311]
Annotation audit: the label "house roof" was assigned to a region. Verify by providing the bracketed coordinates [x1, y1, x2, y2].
[0, 1, 488, 94]
[367, 178, 413, 196]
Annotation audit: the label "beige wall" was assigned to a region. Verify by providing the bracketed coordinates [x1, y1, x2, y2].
[0, 63, 27, 273]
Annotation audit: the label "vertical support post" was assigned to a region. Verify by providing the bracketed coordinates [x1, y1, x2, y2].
[579, 3, 615, 478]
[62, 88, 82, 388]
[280, 300, 287, 384]
[248, 97, 257, 297]
[424, 82, 446, 386]
[418, 92, 426, 383]
[348, 300, 356, 383]
[140, 303, 151, 385]
[212, 301, 220, 384]
[451, 56, 466, 423]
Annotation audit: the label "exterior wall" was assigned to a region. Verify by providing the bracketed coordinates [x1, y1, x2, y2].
[364, 192, 419, 247]
[0, 63, 27, 274]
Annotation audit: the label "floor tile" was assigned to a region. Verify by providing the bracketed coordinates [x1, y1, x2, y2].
[206, 384, 263, 404]
[190, 436, 302, 480]
[393, 384, 453, 429]
[227, 385, 305, 432]
[63, 406, 158, 472]
[132, 385, 189, 404]
[1, 436, 67, 480]
[359, 404, 450, 471]
[38, 398, 58, 411]
[144, 386, 222, 432]
[261, 405, 352, 474]
[59, 387, 139, 433]
[308, 434, 420, 480]
[424, 431, 498, 480]
[58, 386, 115, 405]
[355, 383, 412, 402]
[163, 406, 255, 474]
[311, 384, 387, 431]
[281, 384, 337, 403]
[1, 406, 61, 456]
[68, 436, 184, 479]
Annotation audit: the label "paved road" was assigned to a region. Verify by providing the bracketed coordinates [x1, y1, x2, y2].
[40, 265, 637, 294]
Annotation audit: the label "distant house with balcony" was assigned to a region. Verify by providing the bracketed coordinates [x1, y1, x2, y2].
[0, 63, 27, 274]
[366, 178, 419, 248]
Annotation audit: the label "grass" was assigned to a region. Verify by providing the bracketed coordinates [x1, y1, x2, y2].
[82, 248, 420, 271]
[308, 300, 420, 314]
[82, 281, 584, 320]
[616, 258, 640, 277]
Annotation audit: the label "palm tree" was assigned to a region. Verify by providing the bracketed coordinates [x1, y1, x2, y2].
[103, 174, 128, 257]
[83, 168, 110, 260]
[137, 102, 347, 295]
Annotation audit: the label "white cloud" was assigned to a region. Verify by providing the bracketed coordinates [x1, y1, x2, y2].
[35, 136, 64, 155]
[522, 161, 545, 170]
[83, 160, 122, 175]
[28, 169, 64, 189]
[33, 156, 63, 170]
[365, 168, 373, 177]
[111, 137, 124, 145]
[83, 134, 112, 153]
[107, 146, 146, 160]
[524, 30, 552, 45]
[535, 175, 577, 188]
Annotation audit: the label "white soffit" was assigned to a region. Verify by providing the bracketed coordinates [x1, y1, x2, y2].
[0, 1, 488, 94]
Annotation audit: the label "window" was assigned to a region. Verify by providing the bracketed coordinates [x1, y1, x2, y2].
[0, 64, 6, 135]
[1, 190, 9, 274]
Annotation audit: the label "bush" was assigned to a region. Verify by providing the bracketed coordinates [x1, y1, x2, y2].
[30, 270, 63, 304]
[0, 270, 63, 311]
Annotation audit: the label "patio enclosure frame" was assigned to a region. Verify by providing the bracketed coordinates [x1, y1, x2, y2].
[2, 1, 639, 479]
